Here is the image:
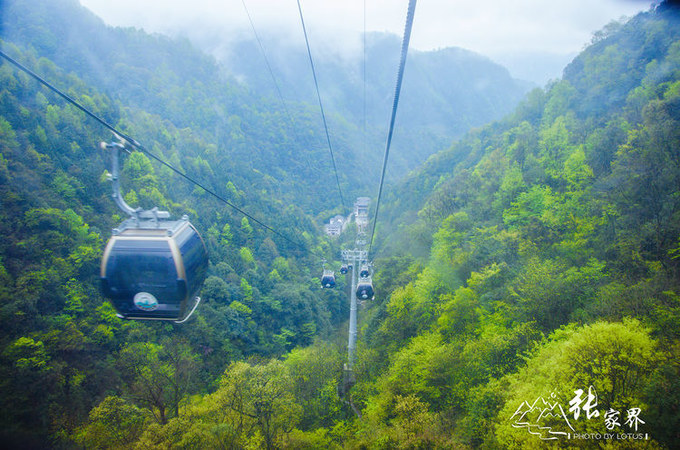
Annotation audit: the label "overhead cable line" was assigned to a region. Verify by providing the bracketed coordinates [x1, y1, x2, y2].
[239, 0, 323, 179]
[0, 49, 304, 250]
[240, 0, 288, 113]
[295, 0, 347, 211]
[362, 0, 368, 164]
[368, 0, 417, 255]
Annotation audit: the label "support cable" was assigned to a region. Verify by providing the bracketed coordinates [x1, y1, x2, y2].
[239, 0, 321, 175]
[0, 49, 304, 249]
[362, 0, 368, 169]
[240, 0, 289, 119]
[368, 0, 417, 255]
[295, 0, 347, 211]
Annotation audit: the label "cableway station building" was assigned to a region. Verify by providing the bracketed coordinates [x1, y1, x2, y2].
[354, 197, 370, 234]
[323, 197, 371, 237]
[324, 215, 347, 236]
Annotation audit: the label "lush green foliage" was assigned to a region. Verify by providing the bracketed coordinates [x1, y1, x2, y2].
[356, 4, 680, 447]
[1, 0, 680, 448]
[227, 31, 532, 175]
[0, 0, 349, 443]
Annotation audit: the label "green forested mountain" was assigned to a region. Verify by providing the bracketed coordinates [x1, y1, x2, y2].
[1, 0, 680, 448]
[2, 0, 532, 198]
[359, 2, 680, 447]
[0, 0, 353, 445]
[1, 0, 358, 216]
[0, 44, 346, 446]
[225, 31, 532, 177]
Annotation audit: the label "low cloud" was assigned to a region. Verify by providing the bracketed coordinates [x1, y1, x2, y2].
[80, 0, 654, 55]
[79, 0, 655, 83]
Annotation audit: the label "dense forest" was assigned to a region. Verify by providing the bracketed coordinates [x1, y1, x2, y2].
[223, 31, 532, 176]
[1, 0, 680, 448]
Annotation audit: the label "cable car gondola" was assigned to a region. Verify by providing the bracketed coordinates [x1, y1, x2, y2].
[340, 264, 348, 274]
[99, 141, 208, 322]
[356, 276, 374, 300]
[321, 269, 336, 288]
[359, 264, 370, 278]
[101, 216, 208, 321]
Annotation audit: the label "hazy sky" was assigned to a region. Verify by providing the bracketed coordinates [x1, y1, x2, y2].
[79, 0, 657, 83]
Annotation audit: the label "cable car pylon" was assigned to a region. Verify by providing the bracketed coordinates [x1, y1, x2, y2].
[337, 230, 370, 417]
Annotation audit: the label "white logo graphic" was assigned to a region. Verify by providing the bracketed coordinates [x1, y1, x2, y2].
[133, 292, 159, 311]
[511, 386, 649, 442]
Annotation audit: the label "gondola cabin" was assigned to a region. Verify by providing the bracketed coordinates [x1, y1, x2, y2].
[321, 269, 336, 288]
[340, 264, 348, 274]
[356, 276, 374, 300]
[101, 217, 208, 321]
[359, 264, 370, 278]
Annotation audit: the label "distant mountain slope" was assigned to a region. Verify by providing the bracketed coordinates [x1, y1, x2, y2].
[1, 0, 533, 207]
[1, 0, 354, 215]
[0, 2, 347, 445]
[350, 3, 680, 447]
[222, 32, 533, 176]
[379, 2, 680, 256]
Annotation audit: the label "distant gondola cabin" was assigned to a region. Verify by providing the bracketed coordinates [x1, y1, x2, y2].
[321, 269, 336, 288]
[356, 276, 374, 300]
[359, 264, 370, 278]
